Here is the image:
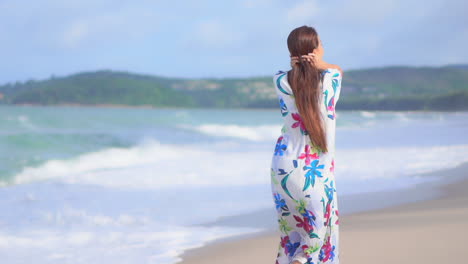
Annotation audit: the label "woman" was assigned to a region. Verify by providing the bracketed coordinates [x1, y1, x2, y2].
[270, 25, 343, 264]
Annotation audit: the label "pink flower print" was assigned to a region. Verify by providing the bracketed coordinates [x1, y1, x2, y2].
[324, 202, 332, 226]
[335, 209, 339, 225]
[280, 235, 289, 248]
[280, 235, 300, 257]
[298, 144, 319, 165]
[330, 159, 335, 173]
[319, 236, 336, 262]
[327, 97, 336, 120]
[327, 97, 335, 112]
[293, 214, 313, 233]
[291, 113, 308, 135]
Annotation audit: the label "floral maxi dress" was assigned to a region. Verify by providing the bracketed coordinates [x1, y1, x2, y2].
[270, 68, 342, 264]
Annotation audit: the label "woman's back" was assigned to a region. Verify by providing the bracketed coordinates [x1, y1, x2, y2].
[270, 67, 342, 264]
[272, 68, 342, 173]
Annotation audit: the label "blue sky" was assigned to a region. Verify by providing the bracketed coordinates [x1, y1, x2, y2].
[1, 0, 467, 84]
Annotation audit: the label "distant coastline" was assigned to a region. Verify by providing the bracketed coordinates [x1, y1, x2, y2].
[4, 103, 467, 113]
[6, 102, 158, 109]
[1, 64, 467, 111]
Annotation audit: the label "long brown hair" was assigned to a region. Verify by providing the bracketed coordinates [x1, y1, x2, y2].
[287, 25, 328, 153]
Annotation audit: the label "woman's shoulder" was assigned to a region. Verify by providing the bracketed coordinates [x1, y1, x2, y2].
[274, 70, 288, 76]
[273, 70, 293, 95]
[321, 68, 342, 78]
[273, 70, 288, 83]
[273, 68, 342, 82]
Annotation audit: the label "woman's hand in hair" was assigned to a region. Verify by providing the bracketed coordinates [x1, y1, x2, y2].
[290, 53, 343, 77]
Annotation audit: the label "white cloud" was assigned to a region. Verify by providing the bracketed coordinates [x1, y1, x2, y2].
[62, 21, 89, 48]
[0, 0, 466, 83]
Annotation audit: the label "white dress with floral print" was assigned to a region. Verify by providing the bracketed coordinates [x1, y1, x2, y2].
[270, 68, 342, 264]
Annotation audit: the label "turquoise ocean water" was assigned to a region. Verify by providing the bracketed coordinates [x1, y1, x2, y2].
[1, 105, 467, 263]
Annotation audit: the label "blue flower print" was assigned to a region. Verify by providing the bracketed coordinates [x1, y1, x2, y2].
[274, 192, 288, 213]
[301, 209, 317, 228]
[274, 136, 288, 156]
[302, 159, 325, 191]
[279, 98, 289, 117]
[324, 182, 334, 202]
[285, 241, 300, 257]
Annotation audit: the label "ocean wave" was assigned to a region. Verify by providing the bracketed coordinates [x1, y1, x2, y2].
[3, 114, 38, 130]
[179, 123, 282, 141]
[3, 136, 468, 189]
[4, 138, 271, 188]
[359, 111, 376, 118]
[0, 219, 262, 264]
[336, 144, 468, 180]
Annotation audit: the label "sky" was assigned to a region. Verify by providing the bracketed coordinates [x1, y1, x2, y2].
[0, 0, 467, 84]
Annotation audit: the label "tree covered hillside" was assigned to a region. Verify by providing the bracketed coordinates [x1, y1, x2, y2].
[0, 65, 467, 110]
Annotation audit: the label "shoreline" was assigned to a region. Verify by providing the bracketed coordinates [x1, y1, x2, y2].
[176, 161, 468, 264]
[1, 103, 466, 113]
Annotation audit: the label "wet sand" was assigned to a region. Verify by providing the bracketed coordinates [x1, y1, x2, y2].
[177, 162, 468, 264]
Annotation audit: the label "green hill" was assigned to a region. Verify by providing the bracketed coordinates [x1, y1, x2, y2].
[0, 65, 467, 110]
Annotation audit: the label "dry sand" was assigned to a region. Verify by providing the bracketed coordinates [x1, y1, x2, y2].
[177, 163, 468, 264]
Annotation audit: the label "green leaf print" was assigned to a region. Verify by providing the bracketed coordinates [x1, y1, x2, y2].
[321, 197, 326, 215]
[324, 90, 329, 109]
[281, 172, 294, 200]
[279, 217, 293, 234]
[304, 243, 321, 254]
[271, 168, 279, 185]
[278, 162, 299, 201]
[281, 124, 287, 134]
[310, 143, 322, 156]
[303, 176, 311, 191]
[295, 198, 307, 214]
[309, 232, 320, 239]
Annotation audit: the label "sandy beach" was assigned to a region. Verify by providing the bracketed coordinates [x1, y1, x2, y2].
[177, 162, 468, 264]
